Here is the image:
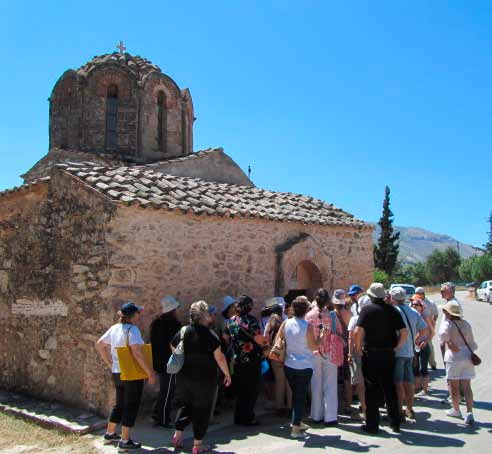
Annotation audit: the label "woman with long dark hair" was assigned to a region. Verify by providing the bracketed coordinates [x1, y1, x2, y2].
[96, 302, 156, 451]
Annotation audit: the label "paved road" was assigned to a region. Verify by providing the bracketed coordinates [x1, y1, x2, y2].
[94, 291, 492, 454]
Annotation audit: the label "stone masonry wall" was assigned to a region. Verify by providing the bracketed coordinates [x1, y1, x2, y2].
[103, 207, 374, 336]
[0, 183, 373, 416]
[0, 173, 116, 414]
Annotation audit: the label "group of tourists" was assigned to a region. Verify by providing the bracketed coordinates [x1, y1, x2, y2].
[95, 281, 479, 452]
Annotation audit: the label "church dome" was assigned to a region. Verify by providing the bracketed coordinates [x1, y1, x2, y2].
[49, 47, 194, 162]
[77, 52, 163, 82]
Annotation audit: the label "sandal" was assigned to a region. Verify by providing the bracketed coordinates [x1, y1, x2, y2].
[192, 445, 211, 454]
[172, 434, 184, 449]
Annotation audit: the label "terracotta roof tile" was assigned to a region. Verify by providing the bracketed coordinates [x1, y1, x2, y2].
[54, 163, 369, 228]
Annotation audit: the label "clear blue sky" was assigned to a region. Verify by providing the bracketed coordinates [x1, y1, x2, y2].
[1, 1, 491, 247]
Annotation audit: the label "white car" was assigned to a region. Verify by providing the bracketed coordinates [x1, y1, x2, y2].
[476, 280, 492, 304]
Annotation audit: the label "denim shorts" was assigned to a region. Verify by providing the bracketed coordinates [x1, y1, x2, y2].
[394, 357, 415, 384]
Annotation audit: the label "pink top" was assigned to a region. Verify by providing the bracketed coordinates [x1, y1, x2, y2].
[306, 306, 342, 355]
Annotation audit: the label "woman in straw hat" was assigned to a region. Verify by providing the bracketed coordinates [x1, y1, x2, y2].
[439, 300, 478, 425]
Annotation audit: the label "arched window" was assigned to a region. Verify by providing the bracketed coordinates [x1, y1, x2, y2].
[105, 84, 118, 149]
[157, 90, 166, 152]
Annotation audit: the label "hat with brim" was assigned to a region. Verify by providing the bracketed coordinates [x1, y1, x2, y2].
[366, 283, 386, 300]
[332, 289, 347, 305]
[160, 295, 180, 314]
[264, 296, 285, 309]
[221, 296, 237, 316]
[442, 300, 463, 318]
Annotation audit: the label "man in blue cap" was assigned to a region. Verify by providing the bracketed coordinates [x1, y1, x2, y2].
[348, 285, 364, 316]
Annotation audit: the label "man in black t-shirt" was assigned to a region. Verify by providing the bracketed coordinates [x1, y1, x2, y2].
[355, 283, 408, 434]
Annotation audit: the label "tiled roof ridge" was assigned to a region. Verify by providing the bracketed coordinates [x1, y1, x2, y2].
[134, 148, 223, 169]
[53, 162, 368, 228]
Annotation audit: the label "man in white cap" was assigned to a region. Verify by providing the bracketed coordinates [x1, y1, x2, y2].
[390, 287, 428, 420]
[355, 283, 408, 434]
[415, 287, 438, 370]
[150, 295, 181, 427]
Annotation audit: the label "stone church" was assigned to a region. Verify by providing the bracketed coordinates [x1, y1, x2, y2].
[0, 49, 373, 414]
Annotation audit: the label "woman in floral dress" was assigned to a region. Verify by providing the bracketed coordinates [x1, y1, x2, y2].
[226, 295, 264, 425]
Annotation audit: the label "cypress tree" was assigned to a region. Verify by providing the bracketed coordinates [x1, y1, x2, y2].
[485, 211, 492, 255]
[374, 186, 400, 275]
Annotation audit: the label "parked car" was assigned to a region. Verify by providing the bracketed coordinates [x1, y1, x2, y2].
[476, 280, 492, 304]
[390, 284, 416, 299]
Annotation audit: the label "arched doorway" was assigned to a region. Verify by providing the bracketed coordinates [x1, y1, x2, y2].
[285, 260, 323, 302]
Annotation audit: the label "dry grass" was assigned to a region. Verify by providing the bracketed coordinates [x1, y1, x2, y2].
[0, 412, 99, 453]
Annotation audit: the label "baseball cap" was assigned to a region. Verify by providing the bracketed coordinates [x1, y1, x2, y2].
[390, 286, 406, 302]
[121, 301, 143, 316]
[347, 285, 363, 296]
[415, 287, 425, 295]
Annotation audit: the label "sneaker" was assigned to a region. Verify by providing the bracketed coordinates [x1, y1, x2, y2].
[103, 432, 121, 444]
[441, 396, 451, 405]
[291, 428, 308, 439]
[446, 409, 463, 418]
[324, 420, 338, 427]
[464, 412, 475, 426]
[118, 439, 142, 451]
[405, 408, 416, 420]
[416, 390, 428, 397]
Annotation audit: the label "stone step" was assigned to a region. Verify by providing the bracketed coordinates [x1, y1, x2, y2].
[0, 390, 106, 435]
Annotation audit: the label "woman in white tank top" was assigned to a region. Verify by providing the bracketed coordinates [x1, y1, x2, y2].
[277, 296, 322, 438]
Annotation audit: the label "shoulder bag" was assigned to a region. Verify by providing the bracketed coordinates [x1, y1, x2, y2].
[116, 326, 153, 381]
[451, 320, 481, 366]
[328, 312, 344, 367]
[268, 321, 286, 363]
[167, 326, 188, 374]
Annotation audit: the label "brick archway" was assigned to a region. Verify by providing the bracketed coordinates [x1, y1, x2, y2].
[276, 233, 333, 298]
[286, 259, 323, 301]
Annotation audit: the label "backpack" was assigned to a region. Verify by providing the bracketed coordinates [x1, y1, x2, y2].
[328, 312, 344, 367]
[167, 326, 187, 374]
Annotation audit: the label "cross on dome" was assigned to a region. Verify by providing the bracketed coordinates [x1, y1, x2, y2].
[116, 40, 126, 54]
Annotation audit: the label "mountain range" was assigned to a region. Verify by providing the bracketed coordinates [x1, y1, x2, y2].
[372, 225, 482, 265]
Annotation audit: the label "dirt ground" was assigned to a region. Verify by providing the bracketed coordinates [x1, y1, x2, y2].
[0, 413, 98, 454]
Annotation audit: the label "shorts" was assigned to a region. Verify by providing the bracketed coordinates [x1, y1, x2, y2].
[446, 360, 476, 380]
[350, 355, 363, 385]
[394, 357, 415, 384]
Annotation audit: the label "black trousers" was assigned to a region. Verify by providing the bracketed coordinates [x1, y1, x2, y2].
[362, 351, 400, 430]
[174, 375, 216, 441]
[109, 373, 144, 427]
[152, 371, 176, 424]
[233, 361, 261, 424]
